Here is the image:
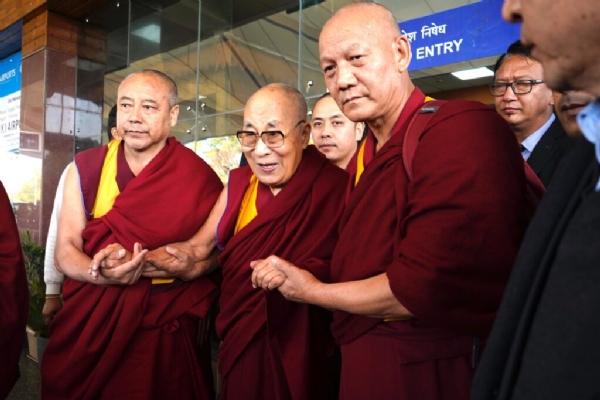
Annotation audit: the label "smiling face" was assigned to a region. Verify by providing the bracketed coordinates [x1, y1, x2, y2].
[311, 95, 363, 169]
[502, 0, 600, 95]
[493, 56, 554, 141]
[117, 72, 179, 156]
[319, 3, 412, 131]
[242, 85, 310, 195]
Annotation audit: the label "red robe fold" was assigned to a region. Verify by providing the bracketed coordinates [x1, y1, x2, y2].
[216, 146, 348, 400]
[333, 88, 529, 399]
[0, 182, 28, 400]
[41, 138, 223, 400]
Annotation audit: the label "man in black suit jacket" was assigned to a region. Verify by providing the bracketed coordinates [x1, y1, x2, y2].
[472, 2, 600, 400]
[491, 40, 574, 187]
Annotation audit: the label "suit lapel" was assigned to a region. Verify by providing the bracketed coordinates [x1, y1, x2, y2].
[495, 138, 596, 399]
[526, 118, 566, 174]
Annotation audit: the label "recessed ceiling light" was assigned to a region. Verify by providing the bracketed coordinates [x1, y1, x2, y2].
[451, 67, 494, 81]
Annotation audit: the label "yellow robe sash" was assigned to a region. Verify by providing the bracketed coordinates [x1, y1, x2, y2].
[234, 175, 259, 234]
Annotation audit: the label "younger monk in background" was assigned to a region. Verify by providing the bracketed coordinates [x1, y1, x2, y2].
[42, 69, 223, 399]
[149, 83, 349, 400]
[311, 93, 364, 169]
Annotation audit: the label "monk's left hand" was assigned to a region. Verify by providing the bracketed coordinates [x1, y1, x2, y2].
[250, 256, 288, 291]
[145, 242, 194, 271]
[144, 242, 215, 281]
[254, 256, 321, 303]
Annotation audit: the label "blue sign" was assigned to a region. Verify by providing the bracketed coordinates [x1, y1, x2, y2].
[400, 0, 520, 71]
[0, 51, 22, 154]
[0, 51, 21, 97]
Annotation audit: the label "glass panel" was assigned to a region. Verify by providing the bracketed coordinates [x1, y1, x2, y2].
[298, 0, 356, 112]
[187, 113, 244, 183]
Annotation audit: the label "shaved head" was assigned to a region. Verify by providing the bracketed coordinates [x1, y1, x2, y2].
[323, 3, 402, 44]
[247, 83, 307, 122]
[120, 69, 178, 108]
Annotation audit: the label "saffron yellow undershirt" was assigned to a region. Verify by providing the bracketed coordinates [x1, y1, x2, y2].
[354, 96, 435, 187]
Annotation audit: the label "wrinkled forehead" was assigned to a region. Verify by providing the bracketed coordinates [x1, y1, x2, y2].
[118, 74, 166, 99]
[244, 92, 297, 127]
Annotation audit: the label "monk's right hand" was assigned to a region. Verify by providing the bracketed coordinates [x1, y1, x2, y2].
[90, 242, 148, 285]
[90, 243, 130, 280]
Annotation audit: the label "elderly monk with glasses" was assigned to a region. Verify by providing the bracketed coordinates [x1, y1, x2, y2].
[148, 83, 349, 400]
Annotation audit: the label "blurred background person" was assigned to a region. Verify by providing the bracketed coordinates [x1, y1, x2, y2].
[553, 91, 595, 137]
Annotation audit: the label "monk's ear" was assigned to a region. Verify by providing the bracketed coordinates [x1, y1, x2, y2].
[355, 122, 365, 141]
[301, 122, 310, 149]
[393, 35, 411, 73]
[170, 105, 180, 127]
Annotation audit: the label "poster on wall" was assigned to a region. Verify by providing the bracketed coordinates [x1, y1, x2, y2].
[0, 51, 22, 154]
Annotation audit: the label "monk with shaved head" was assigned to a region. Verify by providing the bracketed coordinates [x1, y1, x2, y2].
[149, 83, 349, 399]
[251, 4, 531, 400]
[42, 69, 223, 399]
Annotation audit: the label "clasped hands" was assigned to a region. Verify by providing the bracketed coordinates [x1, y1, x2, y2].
[250, 255, 320, 303]
[89, 241, 201, 285]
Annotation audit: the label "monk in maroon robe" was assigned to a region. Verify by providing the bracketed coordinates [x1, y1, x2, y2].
[42, 70, 222, 400]
[0, 182, 28, 400]
[148, 83, 348, 400]
[251, 4, 531, 400]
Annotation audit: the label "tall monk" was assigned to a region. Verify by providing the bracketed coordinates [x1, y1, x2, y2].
[42, 69, 223, 399]
[147, 83, 349, 400]
[0, 182, 28, 400]
[251, 4, 531, 400]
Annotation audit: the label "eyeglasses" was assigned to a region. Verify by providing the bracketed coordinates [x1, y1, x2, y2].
[236, 120, 305, 149]
[489, 79, 545, 97]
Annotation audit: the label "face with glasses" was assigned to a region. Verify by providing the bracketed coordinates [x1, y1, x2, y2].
[492, 56, 554, 140]
[238, 88, 310, 194]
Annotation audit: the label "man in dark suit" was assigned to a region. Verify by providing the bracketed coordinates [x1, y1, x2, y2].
[491, 40, 574, 187]
[472, 1, 600, 400]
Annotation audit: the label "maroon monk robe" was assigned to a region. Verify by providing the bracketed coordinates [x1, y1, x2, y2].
[332, 88, 529, 400]
[216, 146, 348, 400]
[0, 182, 28, 400]
[41, 138, 223, 400]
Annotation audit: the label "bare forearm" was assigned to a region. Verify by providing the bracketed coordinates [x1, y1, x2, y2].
[189, 239, 216, 263]
[182, 249, 220, 280]
[305, 273, 413, 319]
[55, 244, 112, 285]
